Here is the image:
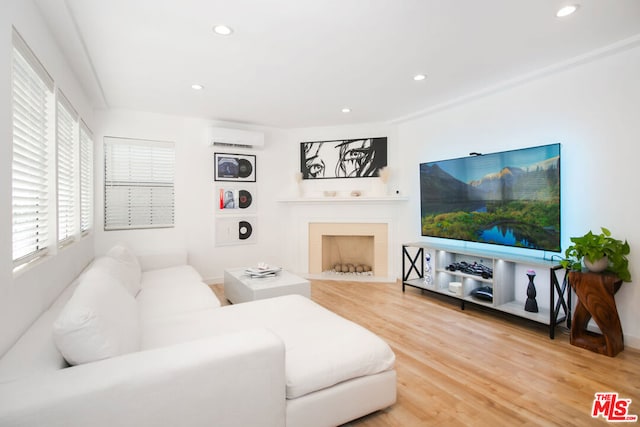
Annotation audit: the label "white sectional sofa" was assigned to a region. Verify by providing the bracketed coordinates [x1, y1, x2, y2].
[0, 245, 396, 427]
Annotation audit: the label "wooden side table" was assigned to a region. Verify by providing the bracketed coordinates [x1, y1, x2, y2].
[568, 271, 624, 357]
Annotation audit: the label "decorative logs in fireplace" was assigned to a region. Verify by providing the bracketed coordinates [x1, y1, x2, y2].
[333, 263, 372, 274]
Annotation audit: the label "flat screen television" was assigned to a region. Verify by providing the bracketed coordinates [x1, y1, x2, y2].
[419, 143, 560, 252]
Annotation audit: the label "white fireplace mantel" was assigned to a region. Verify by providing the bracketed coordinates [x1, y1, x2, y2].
[282, 195, 405, 282]
[277, 196, 408, 204]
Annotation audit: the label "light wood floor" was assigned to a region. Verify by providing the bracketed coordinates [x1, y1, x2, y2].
[210, 280, 640, 426]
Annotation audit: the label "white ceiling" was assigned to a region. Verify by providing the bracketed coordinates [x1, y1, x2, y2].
[36, 0, 640, 129]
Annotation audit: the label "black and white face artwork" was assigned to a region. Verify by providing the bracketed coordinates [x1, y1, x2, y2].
[300, 137, 387, 180]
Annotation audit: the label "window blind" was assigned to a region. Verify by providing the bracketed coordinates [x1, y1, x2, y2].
[11, 29, 54, 264]
[104, 137, 175, 230]
[56, 91, 77, 244]
[79, 122, 94, 233]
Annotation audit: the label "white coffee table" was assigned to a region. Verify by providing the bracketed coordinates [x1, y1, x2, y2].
[223, 267, 311, 304]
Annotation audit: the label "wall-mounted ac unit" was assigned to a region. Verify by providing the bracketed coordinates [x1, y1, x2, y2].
[210, 127, 264, 149]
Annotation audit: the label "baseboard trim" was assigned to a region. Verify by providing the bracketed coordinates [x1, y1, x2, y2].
[203, 276, 223, 285]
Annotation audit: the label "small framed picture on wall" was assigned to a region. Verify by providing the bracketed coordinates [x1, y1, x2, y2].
[215, 216, 257, 246]
[214, 152, 256, 182]
[215, 184, 257, 214]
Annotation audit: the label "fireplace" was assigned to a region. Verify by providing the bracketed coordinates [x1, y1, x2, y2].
[322, 235, 374, 273]
[308, 223, 388, 278]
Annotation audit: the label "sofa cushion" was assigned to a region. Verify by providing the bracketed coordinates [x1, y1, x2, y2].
[52, 269, 140, 366]
[140, 265, 203, 290]
[107, 243, 141, 268]
[90, 256, 141, 297]
[137, 281, 221, 321]
[141, 295, 395, 399]
[106, 244, 142, 295]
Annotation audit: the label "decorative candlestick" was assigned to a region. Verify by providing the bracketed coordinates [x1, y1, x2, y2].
[423, 252, 433, 286]
[525, 269, 538, 312]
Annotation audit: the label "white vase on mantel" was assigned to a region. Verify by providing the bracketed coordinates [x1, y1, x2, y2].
[372, 179, 388, 197]
[584, 256, 608, 273]
[294, 172, 304, 198]
[374, 167, 390, 197]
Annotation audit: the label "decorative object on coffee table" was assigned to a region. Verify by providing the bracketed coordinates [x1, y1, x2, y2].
[569, 271, 624, 357]
[524, 269, 538, 313]
[244, 263, 282, 278]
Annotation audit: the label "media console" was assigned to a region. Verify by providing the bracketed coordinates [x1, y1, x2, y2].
[401, 242, 570, 338]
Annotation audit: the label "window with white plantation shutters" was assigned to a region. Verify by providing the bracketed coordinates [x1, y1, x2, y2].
[104, 137, 175, 230]
[56, 91, 78, 244]
[79, 122, 94, 233]
[11, 29, 54, 264]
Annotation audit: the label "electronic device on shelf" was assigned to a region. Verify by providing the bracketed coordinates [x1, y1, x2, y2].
[471, 285, 494, 302]
[446, 261, 493, 279]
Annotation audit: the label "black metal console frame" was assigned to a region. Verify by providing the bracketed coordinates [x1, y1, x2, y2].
[549, 265, 571, 338]
[402, 244, 423, 288]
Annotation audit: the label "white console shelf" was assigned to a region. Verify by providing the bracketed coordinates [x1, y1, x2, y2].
[401, 242, 570, 338]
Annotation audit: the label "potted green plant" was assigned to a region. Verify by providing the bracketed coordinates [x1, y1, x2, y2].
[560, 227, 631, 282]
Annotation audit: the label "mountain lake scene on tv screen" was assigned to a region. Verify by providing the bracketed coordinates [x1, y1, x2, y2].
[420, 144, 560, 252]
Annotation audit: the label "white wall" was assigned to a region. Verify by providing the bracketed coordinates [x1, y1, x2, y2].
[0, 1, 95, 356]
[93, 109, 295, 282]
[395, 44, 640, 347]
[93, 112, 406, 281]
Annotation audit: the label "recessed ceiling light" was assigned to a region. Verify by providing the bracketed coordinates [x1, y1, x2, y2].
[191, 84, 204, 90]
[213, 25, 233, 36]
[556, 4, 579, 18]
[413, 74, 427, 81]
[341, 107, 351, 113]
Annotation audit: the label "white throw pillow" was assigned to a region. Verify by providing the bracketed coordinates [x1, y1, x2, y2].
[53, 269, 140, 366]
[91, 256, 141, 297]
[106, 244, 142, 296]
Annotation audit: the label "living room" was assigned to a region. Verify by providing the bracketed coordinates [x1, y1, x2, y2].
[1, 1, 640, 425]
